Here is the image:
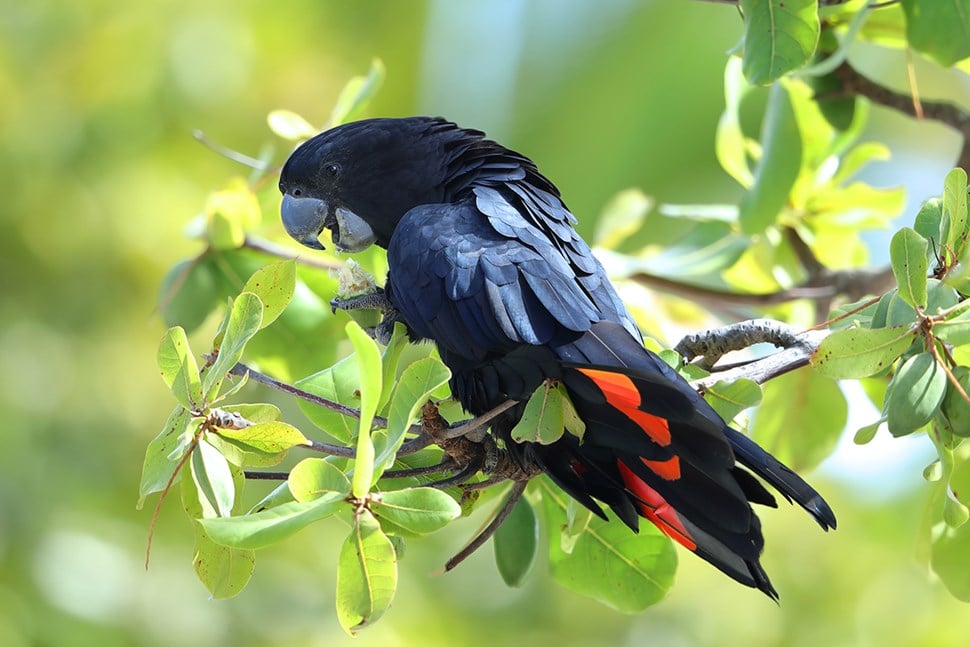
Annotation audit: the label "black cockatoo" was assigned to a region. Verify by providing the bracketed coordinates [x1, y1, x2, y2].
[279, 116, 835, 599]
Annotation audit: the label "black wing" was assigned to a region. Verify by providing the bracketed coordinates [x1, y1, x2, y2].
[386, 186, 638, 363]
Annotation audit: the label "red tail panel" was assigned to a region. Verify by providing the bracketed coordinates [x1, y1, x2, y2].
[617, 461, 697, 551]
[578, 368, 672, 446]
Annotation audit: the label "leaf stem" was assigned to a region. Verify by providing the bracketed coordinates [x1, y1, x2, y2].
[444, 481, 527, 572]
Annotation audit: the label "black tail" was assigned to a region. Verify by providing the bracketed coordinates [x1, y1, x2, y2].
[527, 321, 835, 599]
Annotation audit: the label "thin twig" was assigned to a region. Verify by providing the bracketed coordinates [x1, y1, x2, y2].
[383, 458, 455, 479]
[244, 471, 290, 480]
[229, 361, 387, 427]
[928, 336, 970, 405]
[444, 481, 528, 572]
[463, 475, 510, 492]
[193, 130, 269, 170]
[243, 235, 342, 271]
[398, 433, 434, 456]
[440, 399, 518, 439]
[631, 272, 836, 306]
[832, 61, 970, 170]
[304, 439, 356, 458]
[426, 461, 483, 490]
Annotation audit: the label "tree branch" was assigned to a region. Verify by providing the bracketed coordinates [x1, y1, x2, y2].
[689, 329, 830, 390]
[831, 61, 970, 170]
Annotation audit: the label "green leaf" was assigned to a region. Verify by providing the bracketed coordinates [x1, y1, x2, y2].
[296, 354, 361, 444]
[944, 167, 969, 259]
[539, 478, 676, 613]
[335, 509, 397, 635]
[510, 380, 567, 445]
[886, 352, 947, 437]
[212, 421, 308, 455]
[267, 109, 318, 141]
[811, 325, 917, 378]
[901, 0, 970, 67]
[371, 487, 461, 535]
[561, 389, 586, 441]
[561, 498, 594, 555]
[138, 407, 196, 507]
[191, 438, 235, 518]
[738, 83, 802, 234]
[241, 260, 297, 330]
[752, 368, 847, 471]
[289, 458, 352, 503]
[854, 419, 883, 445]
[914, 198, 945, 249]
[157, 326, 192, 389]
[740, 0, 820, 84]
[346, 321, 383, 498]
[203, 292, 264, 399]
[378, 323, 409, 414]
[157, 327, 204, 411]
[941, 367, 970, 437]
[890, 228, 929, 309]
[374, 356, 451, 479]
[189, 528, 255, 599]
[329, 58, 386, 127]
[703, 379, 763, 423]
[220, 402, 281, 423]
[205, 180, 261, 250]
[934, 317, 970, 347]
[159, 257, 222, 333]
[494, 494, 538, 587]
[593, 189, 653, 250]
[716, 56, 755, 187]
[180, 464, 254, 598]
[200, 492, 346, 549]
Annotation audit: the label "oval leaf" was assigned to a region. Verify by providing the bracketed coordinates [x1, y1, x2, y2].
[901, 0, 970, 67]
[811, 325, 916, 378]
[752, 368, 847, 471]
[242, 260, 297, 329]
[374, 356, 451, 478]
[289, 458, 352, 503]
[204, 292, 264, 399]
[494, 495, 538, 587]
[511, 380, 566, 445]
[944, 167, 969, 259]
[371, 487, 461, 535]
[296, 354, 361, 444]
[200, 492, 346, 550]
[213, 421, 308, 455]
[738, 82, 802, 234]
[336, 509, 397, 635]
[267, 109, 318, 141]
[346, 321, 383, 498]
[890, 228, 929, 309]
[190, 528, 255, 599]
[886, 352, 947, 437]
[740, 0, 820, 84]
[191, 438, 235, 518]
[138, 407, 195, 506]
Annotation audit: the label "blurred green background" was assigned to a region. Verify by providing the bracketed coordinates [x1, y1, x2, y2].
[3, 1, 970, 645]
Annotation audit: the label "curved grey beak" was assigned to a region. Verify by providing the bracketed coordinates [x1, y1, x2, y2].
[281, 194, 328, 250]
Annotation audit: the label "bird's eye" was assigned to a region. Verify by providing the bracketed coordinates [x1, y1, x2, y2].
[292, 188, 302, 197]
[326, 163, 341, 176]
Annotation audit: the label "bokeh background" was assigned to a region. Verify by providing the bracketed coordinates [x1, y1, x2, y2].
[3, 1, 970, 645]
